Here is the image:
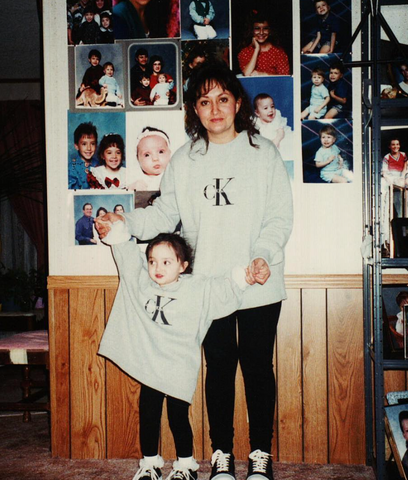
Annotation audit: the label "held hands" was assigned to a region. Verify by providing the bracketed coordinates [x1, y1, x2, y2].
[94, 212, 123, 239]
[245, 258, 271, 285]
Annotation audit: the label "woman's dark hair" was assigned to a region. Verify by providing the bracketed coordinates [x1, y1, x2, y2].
[149, 55, 165, 71]
[239, 10, 281, 50]
[96, 206, 108, 217]
[185, 62, 259, 149]
[113, 204, 125, 213]
[146, 233, 194, 274]
[98, 133, 125, 165]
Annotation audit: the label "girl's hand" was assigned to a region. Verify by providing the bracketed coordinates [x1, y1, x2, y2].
[250, 258, 271, 285]
[251, 37, 260, 50]
[245, 266, 256, 285]
[95, 212, 123, 239]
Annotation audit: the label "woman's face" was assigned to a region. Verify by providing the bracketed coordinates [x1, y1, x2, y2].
[95, 0, 104, 9]
[194, 83, 241, 144]
[152, 60, 162, 74]
[253, 21, 271, 44]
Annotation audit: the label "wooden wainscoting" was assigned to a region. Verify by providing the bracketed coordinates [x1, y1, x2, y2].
[48, 275, 365, 464]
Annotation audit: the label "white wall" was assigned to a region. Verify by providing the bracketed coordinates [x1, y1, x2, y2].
[43, 0, 364, 276]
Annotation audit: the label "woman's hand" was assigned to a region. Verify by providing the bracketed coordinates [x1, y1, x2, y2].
[95, 212, 123, 239]
[246, 258, 271, 285]
[251, 37, 261, 51]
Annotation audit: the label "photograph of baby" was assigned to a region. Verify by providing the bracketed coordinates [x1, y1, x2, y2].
[126, 110, 186, 192]
[301, 54, 352, 119]
[181, 39, 229, 96]
[73, 191, 134, 246]
[300, 0, 351, 55]
[302, 119, 353, 184]
[231, 0, 292, 77]
[180, 0, 229, 41]
[128, 41, 180, 108]
[239, 76, 294, 179]
[68, 111, 126, 190]
[74, 44, 125, 109]
[67, 0, 113, 46]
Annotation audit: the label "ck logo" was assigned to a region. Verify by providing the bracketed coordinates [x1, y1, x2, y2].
[145, 295, 176, 325]
[204, 177, 234, 206]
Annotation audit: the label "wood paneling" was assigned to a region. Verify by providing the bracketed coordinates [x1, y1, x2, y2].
[302, 289, 328, 464]
[327, 289, 365, 464]
[69, 288, 106, 459]
[48, 276, 368, 464]
[276, 289, 303, 462]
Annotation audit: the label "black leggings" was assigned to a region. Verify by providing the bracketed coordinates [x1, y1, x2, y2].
[203, 302, 281, 453]
[139, 384, 193, 458]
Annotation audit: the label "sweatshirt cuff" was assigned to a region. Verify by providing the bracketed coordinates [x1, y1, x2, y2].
[231, 266, 248, 291]
[102, 220, 131, 245]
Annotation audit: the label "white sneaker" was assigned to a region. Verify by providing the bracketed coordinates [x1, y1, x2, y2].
[209, 450, 235, 480]
[133, 456, 165, 480]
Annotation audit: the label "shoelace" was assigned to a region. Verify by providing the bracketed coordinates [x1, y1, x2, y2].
[167, 468, 194, 480]
[134, 466, 161, 480]
[212, 450, 231, 471]
[249, 450, 270, 473]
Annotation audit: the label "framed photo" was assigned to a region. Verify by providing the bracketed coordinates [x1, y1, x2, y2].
[385, 404, 408, 480]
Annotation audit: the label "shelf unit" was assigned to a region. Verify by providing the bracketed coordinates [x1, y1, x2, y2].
[361, 0, 408, 478]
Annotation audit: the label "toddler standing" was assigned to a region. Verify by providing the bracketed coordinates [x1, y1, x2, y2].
[99, 226, 249, 480]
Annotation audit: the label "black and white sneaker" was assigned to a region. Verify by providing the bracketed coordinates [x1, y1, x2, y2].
[210, 450, 235, 480]
[165, 459, 199, 480]
[247, 450, 273, 480]
[133, 456, 164, 480]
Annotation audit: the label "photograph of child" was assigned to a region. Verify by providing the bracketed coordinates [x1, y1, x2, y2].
[239, 76, 294, 179]
[384, 404, 408, 479]
[126, 110, 185, 191]
[180, 0, 229, 40]
[128, 42, 180, 109]
[181, 39, 229, 96]
[67, 0, 113, 45]
[302, 119, 353, 184]
[68, 111, 126, 190]
[300, 0, 351, 55]
[301, 54, 352, 119]
[73, 192, 133, 246]
[112, 0, 180, 40]
[75, 44, 125, 109]
[231, 0, 292, 77]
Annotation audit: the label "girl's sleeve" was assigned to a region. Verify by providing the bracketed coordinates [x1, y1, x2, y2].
[203, 268, 247, 321]
[123, 158, 181, 240]
[251, 145, 293, 267]
[208, 2, 215, 21]
[314, 148, 324, 164]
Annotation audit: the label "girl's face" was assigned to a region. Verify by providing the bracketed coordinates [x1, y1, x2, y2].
[320, 133, 336, 148]
[137, 135, 171, 176]
[194, 83, 241, 144]
[152, 61, 162, 73]
[104, 65, 114, 76]
[390, 140, 401, 154]
[97, 209, 107, 218]
[255, 97, 276, 123]
[253, 22, 271, 44]
[101, 16, 111, 29]
[158, 74, 167, 83]
[141, 77, 150, 87]
[114, 205, 124, 213]
[148, 243, 188, 286]
[101, 144, 122, 170]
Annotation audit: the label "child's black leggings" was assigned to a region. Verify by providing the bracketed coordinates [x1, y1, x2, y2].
[139, 384, 193, 458]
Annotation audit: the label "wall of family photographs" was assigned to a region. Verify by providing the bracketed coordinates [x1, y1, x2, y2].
[44, 0, 363, 276]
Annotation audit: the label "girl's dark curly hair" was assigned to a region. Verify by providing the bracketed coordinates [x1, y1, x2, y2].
[239, 10, 281, 51]
[184, 62, 259, 150]
[98, 133, 125, 166]
[146, 233, 194, 274]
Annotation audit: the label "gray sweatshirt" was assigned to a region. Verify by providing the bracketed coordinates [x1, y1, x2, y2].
[124, 132, 293, 311]
[98, 230, 247, 403]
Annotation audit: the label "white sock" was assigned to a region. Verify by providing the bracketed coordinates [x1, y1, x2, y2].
[144, 454, 160, 466]
[177, 456, 199, 470]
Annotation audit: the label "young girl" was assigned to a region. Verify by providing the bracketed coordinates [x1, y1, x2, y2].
[88, 133, 126, 189]
[98, 11, 114, 43]
[150, 73, 175, 106]
[128, 127, 172, 191]
[253, 93, 294, 161]
[99, 62, 123, 107]
[98, 224, 249, 480]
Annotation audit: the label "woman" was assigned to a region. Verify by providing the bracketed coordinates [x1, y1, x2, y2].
[112, 0, 178, 39]
[238, 11, 290, 76]
[96, 63, 292, 480]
